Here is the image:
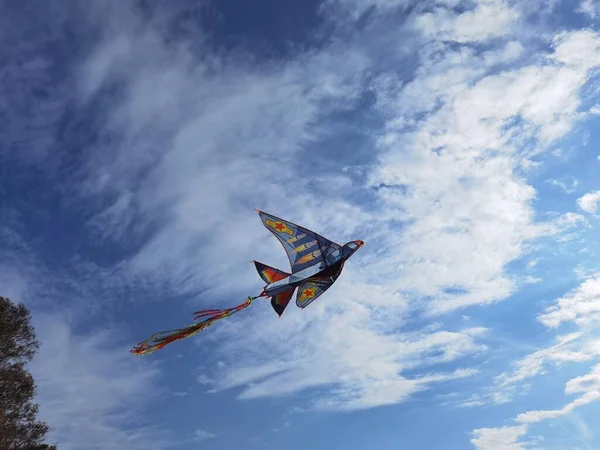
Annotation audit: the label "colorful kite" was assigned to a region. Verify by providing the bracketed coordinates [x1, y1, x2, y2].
[131, 210, 364, 356]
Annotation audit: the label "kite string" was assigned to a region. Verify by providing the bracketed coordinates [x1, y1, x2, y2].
[131, 295, 259, 356]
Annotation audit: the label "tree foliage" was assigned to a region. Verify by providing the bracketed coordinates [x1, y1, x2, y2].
[0, 296, 57, 450]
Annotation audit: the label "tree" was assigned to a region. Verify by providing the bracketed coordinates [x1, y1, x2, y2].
[0, 296, 57, 450]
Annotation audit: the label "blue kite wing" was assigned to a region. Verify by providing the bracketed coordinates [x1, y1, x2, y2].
[257, 210, 342, 273]
[295, 274, 340, 309]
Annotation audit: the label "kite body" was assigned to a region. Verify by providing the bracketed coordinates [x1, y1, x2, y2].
[253, 210, 363, 317]
[131, 210, 363, 355]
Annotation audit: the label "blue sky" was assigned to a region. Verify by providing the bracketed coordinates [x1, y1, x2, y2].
[2, 0, 600, 449]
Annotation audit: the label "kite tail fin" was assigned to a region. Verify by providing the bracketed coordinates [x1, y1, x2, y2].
[131, 296, 258, 356]
[253, 261, 289, 284]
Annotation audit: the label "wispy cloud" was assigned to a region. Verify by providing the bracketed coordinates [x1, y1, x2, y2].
[367, 28, 600, 315]
[539, 275, 600, 328]
[517, 390, 600, 424]
[3, 0, 600, 448]
[471, 274, 600, 446]
[471, 425, 529, 450]
[495, 332, 595, 387]
[546, 177, 579, 194]
[61, 1, 600, 415]
[30, 314, 170, 450]
[203, 297, 486, 410]
[415, 0, 520, 44]
[193, 428, 216, 442]
[323, 0, 409, 21]
[74, 6, 370, 298]
[578, 0, 599, 19]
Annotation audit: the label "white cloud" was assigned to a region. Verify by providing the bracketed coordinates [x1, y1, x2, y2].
[578, 0, 599, 19]
[538, 275, 600, 328]
[566, 364, 600, 395]
[368, 29, 600, 315]
[30, 314, 169, 450]
[546, 177, 579, 194]
[68, 4, 600, 414]
[577, 191, 600, 213]
[552, 29, 600, 71]
[194, 429, 216, 442]
[517, 390, 600, 424]
[11, 0, 598, 430]
[60, 0, 507, 414]
[203, 296, 486, 410]
[324, 0, 409, 19]
[495, 332, 594, 387]
[482, 41, 525, 66]
[552, 212, 586, 230]
[475, 275, 600, 445]
[4, 2, 600, 450]
[471, 425, 529, 450]
[415, 0, 520, 44]
[523, 275, 542, 284]
[76, 9, 370, 297]
[583, 129, 590, 145]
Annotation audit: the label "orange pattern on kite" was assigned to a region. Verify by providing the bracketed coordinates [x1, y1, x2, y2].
[296, 250, 320, 264]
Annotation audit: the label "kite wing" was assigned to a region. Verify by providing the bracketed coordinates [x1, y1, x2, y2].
[257, 210, 342, 273]
[296, 274, 340, 309]
[253, 261, 289, 284]
[271, 289, 295, 317]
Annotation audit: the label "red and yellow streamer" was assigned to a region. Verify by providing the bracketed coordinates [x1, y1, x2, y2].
[131, 296, 258, 356]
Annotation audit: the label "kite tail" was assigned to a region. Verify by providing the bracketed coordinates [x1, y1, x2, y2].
[131, 296, 258, 356]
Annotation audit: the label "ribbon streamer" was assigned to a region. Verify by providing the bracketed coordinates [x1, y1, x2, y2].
[131, 296, 258, 356]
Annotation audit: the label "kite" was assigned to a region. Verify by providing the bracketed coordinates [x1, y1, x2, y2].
[131, 210, 364, 356]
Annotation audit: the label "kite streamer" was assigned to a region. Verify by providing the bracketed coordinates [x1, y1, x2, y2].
[131, 296, 258, 356]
